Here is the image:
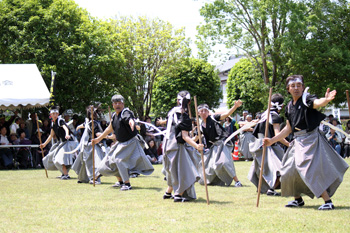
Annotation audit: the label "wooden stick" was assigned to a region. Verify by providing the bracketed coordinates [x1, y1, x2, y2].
[346, 90, 350, 119]
[35, 113, 48, 178]
[91, 106, 95, 187]
[194, 96, 210, 205]
[256, 88, 273, 207]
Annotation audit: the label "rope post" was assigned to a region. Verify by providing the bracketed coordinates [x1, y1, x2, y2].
[35, 113, 48, 178]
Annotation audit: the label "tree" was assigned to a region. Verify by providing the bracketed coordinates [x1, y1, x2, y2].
[152, 57, 222, 117]
[284, 0, 350, 105]
[107, 16, 191, 118]
[226, 58, 286, 115]
[0, 0, 123, 113]
[197, 0, 296, 86]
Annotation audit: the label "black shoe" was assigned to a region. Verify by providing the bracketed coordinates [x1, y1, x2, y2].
[174, 196, 190, 202]
[77, 180, 83, 183]
[318, 203, 335, 210]
[112, 182, 123, 188]
[285, 200, 305, 207]
[163, 193, 174, 199]
[120, 184, 132, 191]
[266, 189, 281, 196]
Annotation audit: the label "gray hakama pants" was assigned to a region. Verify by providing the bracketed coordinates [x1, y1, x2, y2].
[198, 140, 237, 186]
[248, 134, 284, 193]
[43, 140, 78, 174]
[281, 129, 349, 198]
[96, 136, 154, 182]
[163, 142, 200, 200]
[72, 143, 105, 182]
[238, 131, 255, 160]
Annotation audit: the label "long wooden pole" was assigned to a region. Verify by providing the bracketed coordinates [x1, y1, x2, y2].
[194, 96, 210, 205]
[256, 88, 273, 207]
[108, 106, 112, 123]
[91, 106, 96, 187]
[35, 113, 48, 178]
[346, 90, 350, 119]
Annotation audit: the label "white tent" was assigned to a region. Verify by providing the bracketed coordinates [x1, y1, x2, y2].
[0, 64, 50, 110]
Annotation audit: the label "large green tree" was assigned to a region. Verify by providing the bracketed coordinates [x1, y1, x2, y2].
[284, 0, 350, 105]
[152, 57, 222, 117]
[0, 0, 122, 113]
[107, 16, 191, 118]
[197, 0, 297, 86]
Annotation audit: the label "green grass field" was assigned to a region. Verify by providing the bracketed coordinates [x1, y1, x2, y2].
[1, 159, 350, 232]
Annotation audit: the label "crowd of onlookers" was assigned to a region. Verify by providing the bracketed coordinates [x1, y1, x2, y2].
[321, 114, 350, 159]
[1, 110, 349, 170]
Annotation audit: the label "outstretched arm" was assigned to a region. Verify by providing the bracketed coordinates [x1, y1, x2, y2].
[219, 100, 243, 121]
[313, 88, 336, 109]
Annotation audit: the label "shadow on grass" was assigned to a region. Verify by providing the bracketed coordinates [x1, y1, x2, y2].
[300, 205, 350, 210]
[195, 197, 232, 205]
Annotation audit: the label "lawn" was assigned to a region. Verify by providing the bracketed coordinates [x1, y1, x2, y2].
[1, 159, 350, 232]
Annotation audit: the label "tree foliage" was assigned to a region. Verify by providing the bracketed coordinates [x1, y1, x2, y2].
[227, 57, 287, 115]
[107, 16, 191, 118]
[197, 0, 296, 85]
[0, 0, 123, 113]
[152, 58, 222, 116]
[284, 0, 350, 105]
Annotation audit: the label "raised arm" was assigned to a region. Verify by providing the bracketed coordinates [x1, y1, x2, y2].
[219, 100, 243, 121]
[313, 88, 336, 109]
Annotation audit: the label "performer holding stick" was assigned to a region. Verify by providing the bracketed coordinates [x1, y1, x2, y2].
[196, 100, 243, 188]
[71, 105, 104, 185]
[41, 106, 78, 180]
[263, 75, 349, 210]
[249, 93, 289, 198]
[162, 91, 204, 202]
[92, 95, 154, 191]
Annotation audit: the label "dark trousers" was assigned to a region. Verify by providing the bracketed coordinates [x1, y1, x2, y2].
[0, 148, 14, 168]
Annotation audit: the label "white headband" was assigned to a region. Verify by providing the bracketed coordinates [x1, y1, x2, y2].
[177, 93, 191, 101]
[198, 105, 210, 112]
[271, 102, 283, 110]
[288, 78, 303, 86]
[50, 109, 59, 114]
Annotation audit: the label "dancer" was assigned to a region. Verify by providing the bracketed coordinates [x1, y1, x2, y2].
[248, 93, 289, 196]
[92, 95, 154, 191]
[71, 105, 105, 184]
[162, 90, 204, 202]
[41, 106, 78, 179]
[238, 114, 255, 161]
[264, 75, 349, 210]
[197, 101, 243, 187]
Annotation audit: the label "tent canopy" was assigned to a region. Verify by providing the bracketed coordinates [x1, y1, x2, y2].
[0, 64, 50, 110]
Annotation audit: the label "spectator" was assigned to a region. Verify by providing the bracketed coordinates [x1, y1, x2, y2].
[14, 129, 31, 169]
[31, 128, 49, 168]
[0, 126, 14, 169]
[326, 128, 342, 155]
[8, 132, 18, 144]
[17, 120, 30, 139]
[41, 118, 51, 138]
[26, 112, 38, 139]
[144, 139, 159, 164]
[223, 116, 237, 145]
[143, 116, 155, 143]
[100, 119, 108, 131]
[343, 120, 350, 159]
[10, 117, 20, 135]
[0, 111, 18, 136]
